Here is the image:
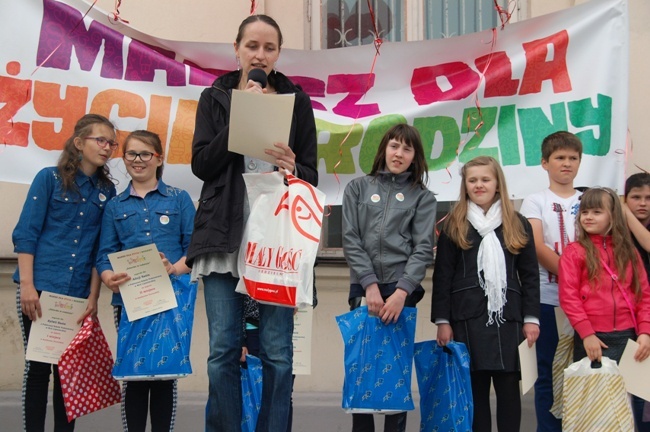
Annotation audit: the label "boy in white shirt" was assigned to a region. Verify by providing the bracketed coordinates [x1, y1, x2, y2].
[520, 131, 583, 432]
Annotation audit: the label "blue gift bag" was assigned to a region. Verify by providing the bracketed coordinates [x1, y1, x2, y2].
[336, 306, 417, 413]
[241, 354, 263, 432]
[113, 274, 197, 380]
[413, 340, 473, 432]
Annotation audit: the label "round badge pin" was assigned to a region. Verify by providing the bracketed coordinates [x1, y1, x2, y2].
[98, 193, 107, 202]
[371, 194, 381, 203]
[396, 193, 404, 202]
[160, 215, 170, 225]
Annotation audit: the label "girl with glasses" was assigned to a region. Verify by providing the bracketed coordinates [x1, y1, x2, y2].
[12, 113, 117, 431]
[96, 130, 196, 432]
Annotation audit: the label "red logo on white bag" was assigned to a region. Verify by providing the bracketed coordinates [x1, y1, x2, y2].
[274, 177, 324, 243]
[244, 243, 302, 273]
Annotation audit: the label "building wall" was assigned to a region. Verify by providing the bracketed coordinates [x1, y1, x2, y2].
[1, 0, 648, 392]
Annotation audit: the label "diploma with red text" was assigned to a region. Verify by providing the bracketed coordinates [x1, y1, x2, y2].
[108, 244, 177, 322]
[25, 292, 88, 364]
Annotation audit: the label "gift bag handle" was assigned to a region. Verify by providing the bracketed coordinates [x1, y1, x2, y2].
[591, 360, 602, 369]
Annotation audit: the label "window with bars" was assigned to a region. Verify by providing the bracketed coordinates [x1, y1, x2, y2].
[316, 0, 510, 260]
[321, 0, 509, 48]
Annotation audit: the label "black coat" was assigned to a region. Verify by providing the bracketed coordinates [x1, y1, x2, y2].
[186, 70, 318, 266]
[431, 214, 540, 371]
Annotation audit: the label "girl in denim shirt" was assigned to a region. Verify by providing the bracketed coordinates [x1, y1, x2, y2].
[96, 130, 196, 432]
[13, 114, 118, 431]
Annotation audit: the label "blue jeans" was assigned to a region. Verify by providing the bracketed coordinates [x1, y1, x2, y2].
[534, 304, 562, 432]
[204, 273, 294, 432]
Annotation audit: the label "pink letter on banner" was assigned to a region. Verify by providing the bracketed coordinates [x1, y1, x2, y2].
[475, 52, 520, 98]
[38, 0, 124, 79]
[328, 74, 379, 119]
[125, 40, 186, 86]
[411, 62, 480, 105]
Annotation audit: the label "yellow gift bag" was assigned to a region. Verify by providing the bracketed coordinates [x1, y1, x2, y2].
[562, 356, 634, 432]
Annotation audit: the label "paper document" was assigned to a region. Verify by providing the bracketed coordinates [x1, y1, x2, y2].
[108, 244, 177, 321]
[619, 339, 650, 401]
[519, 340, 538, 395]
[228, 90, 295, 164]
[25, 292, 88, 364]
[292, 307, 313, 375]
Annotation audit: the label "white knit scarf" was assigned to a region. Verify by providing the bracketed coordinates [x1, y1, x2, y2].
[467, 199, 507, 326]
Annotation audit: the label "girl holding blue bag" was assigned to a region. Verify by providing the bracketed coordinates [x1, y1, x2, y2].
[342, 123, 437, 432]
[13, 114, 118, 432]
[432, 156, 540, 432]
[97, 130, 196, 432]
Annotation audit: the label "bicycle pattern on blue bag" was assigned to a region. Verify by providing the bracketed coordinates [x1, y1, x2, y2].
[336, 306, 417, 413]
[113, 274, 198, 379]
[414, 340, 473, 432]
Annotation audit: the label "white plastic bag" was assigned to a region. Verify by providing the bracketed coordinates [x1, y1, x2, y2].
[236, 172, 325, 308]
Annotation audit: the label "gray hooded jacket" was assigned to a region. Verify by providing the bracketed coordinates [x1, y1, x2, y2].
[342, 171, 437, 295]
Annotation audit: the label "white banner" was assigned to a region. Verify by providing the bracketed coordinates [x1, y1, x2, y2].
[0, 0, 628, 203]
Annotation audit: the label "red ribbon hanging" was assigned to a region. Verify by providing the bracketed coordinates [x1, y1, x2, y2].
[109, 0, 130, 24]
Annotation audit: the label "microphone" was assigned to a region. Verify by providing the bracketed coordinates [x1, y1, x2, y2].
[247, 68, 267, 89]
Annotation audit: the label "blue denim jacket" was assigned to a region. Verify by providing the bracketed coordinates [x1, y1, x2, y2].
[12, 167, 116, 298]
[96, 180, 196, 306]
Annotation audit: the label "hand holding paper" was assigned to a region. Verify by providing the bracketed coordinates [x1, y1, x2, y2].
[228, 90, 295, 165]
[107, 244, 177, 322]
[265, 142, 295, 175]
[635, 333, 650, 361]
[101, 270, 131, 293]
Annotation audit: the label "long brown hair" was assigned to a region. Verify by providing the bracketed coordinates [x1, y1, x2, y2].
[56, 114, 115, 193]
[369, 123, 429, 189]
[123, 130, 165, 180]
[444, 156, 527, 253]
[576, 187, 642, 299]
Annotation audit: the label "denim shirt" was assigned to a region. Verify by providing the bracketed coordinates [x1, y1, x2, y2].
[12, 167, 116, 298]
[96, 180, 196, 306]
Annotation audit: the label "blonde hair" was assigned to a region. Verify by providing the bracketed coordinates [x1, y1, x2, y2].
[444, 156, 528, 253]
[576, 187, 642, 299]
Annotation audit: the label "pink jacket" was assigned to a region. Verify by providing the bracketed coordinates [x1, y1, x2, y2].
[559, 234, 650, 339]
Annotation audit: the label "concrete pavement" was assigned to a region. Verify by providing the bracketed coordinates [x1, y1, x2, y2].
[0, 390, 537, 431]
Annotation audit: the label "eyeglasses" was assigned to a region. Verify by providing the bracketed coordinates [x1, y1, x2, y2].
[123, 151, 160, 162]
[85, 136, 119, 150]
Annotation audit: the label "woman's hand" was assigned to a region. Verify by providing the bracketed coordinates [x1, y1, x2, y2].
[242, 79, 266, 94]
[365, 283, 384, 317]
[160, 252, 176, 275]
[20, 283, 41, 321]
[523, 323, 540, 347]
[265, 142, 296, 176]
[436, 323, 453, 347]
[379, 289, 407, 324]
[240, 346, 249, 363]
[101, 270, 131, 293]
[583, 334, 608, 362]
[635, 333, 650, 362]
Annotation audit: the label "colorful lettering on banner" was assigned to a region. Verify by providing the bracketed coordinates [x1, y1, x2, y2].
[0, 0, 629, 203]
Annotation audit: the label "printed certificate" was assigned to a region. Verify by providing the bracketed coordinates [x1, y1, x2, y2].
[25, 292, 88, 364]
[108, 244, 177, 322]
[292, 307, 313, 375]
